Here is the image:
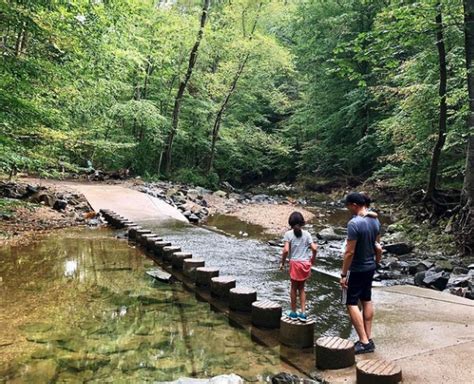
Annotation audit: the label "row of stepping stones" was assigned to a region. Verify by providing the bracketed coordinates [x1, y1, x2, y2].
[100, 209, 402, 384]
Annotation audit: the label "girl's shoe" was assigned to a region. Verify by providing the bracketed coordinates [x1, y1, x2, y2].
[297, 312, 308, 322]
[287, 311, 298, 320]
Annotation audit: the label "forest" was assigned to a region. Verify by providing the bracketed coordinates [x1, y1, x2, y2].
[1, 0, 473, 246]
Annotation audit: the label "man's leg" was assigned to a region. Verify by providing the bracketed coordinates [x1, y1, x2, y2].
[361, 300, 374, 339]
[347, 305, 369, 344]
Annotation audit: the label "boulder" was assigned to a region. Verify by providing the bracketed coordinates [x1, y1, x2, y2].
[435, 260, 454, 272]
[188, 214, 199, 224]
[213, 190, 227, 198]
[423, 270, 450, 291]
[384, 242, 414, 255]
[53, 199, 68, 211]
[447, 274, 472, 288]
[317, 227, 346, 241]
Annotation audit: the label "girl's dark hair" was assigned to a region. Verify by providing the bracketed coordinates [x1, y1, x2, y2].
[289, 211, 305, 238]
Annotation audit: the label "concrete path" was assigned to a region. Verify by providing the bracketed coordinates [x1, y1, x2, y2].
[67, 183, 187, 223]
[321, 285, 474, 384]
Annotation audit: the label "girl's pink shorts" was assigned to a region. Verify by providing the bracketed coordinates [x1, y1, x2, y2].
[289, 260, 312, 281]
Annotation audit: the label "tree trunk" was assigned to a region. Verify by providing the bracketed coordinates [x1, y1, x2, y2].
[456, 0, 474, 254]
[425, 3, 448, 202]
[206, 3, 262, 174]
[162, 0, 210, 175]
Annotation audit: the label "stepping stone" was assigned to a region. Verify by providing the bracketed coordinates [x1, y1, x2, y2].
[183, 259, 205, 281]
[146, 268, 172, 283]
[211, 276, 236, 298]
[162, 246, 181, 262]
[229, 287, 257, 312]
[315, 336, 355, 370]
[171, 252, 192, 269]
[279, 316, 315, 348]
[135, 229, 151, 241]
[251, 300, 282, 329]
[128, 226, 142, 240]
[139, 233, 159, 246]
[356, 359, 402, 384]
[195, 267, 219, 288]
[145, 236, 162, 250]
[153, 241, 172, 257]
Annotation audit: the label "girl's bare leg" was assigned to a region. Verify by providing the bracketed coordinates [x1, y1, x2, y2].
[290, 280, 297, 312]
[299, 281, 306, 313]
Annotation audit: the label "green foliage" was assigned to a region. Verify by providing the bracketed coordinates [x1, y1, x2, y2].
[0, 0, 470, 193]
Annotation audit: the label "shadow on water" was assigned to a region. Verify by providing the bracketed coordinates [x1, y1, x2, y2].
[0, 228, 301, 382]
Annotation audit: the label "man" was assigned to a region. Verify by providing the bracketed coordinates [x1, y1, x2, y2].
[340, 192, 382, 354]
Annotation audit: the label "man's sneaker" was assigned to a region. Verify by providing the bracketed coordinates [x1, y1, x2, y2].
[297, 312, 308, 323]
[286, 311, 298, 320]
[354, 340, 375, 354]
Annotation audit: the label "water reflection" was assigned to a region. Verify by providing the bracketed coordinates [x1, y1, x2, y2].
[0, 228, 299, 382]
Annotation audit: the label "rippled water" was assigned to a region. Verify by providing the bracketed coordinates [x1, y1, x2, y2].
[140, 219, 352, 339]
[0, 228, 301, 382]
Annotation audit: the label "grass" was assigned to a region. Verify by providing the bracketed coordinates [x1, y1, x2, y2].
[0, 198, 37, 218]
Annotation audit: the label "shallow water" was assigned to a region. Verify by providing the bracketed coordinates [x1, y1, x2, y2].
[0, 228, 300, 382]
[140, 219, 353, 339]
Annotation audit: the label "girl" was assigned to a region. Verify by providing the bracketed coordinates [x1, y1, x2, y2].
[280, 211, 317, 322]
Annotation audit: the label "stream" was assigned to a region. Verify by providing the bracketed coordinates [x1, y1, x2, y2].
[0, 206, 389, 382]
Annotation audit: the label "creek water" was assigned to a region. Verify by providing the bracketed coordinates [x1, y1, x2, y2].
[0, 229, 301, 382]
[0, 206, 389, 382]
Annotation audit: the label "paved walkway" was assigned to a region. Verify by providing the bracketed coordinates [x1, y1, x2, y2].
[322, 285, 474, 384]
[64, 183, 187, 223]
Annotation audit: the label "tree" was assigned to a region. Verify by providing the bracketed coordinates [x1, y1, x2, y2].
[206, 2, 263, 174]
[161, 0, 210, 175]
[456, 0, 474, 254]
[425, 2, 448, 202]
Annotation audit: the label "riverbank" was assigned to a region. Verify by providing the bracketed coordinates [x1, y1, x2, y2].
[0, 180, 100, 247]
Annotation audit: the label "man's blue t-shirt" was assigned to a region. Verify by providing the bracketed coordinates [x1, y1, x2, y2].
[347, 215, 381, 272]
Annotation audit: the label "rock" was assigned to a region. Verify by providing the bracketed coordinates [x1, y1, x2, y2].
[268, 240, 284, 247]
[146, 268, 173, 283]
[416, 260, 434, 273]
[453, 267, 469, 275]
[188, 214, 199, 223]
[271, 373, 307, 384]
[252, 194, 271, 203]
[468, 264, 474, 270]
[30, 191, 56, 207]
[165, 374, 244, 384]
[435, 260, 454, 272]
[213, 190, 227, 198]
[384, 242, 414, 255]
[53, 199, 68, 211]
[448, 274, 472, 288]
[414, 271, 426, 286]
[423, 270, 450, 291]
[316, 227, 345, 241]
[13, 360, 58, 383]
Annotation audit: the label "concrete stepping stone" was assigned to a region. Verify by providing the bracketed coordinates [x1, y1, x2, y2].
[251, 300, 282, 329]
[229, 287, 257, 312]
[356, 359, 402, 384]
[128, 226, 141, 240]
[210, 276, 236, 298]
[315, 336, 355, 369]
[183, 259, 206, 281]
[145, 236, 162, 250]
[162, 246, 181, 262]
[279, 316, 315, 348]
[135, 229, 151, 242]
[153, 241, 172, 257]
[146, 268, 172, 283]
[139, 233, 159, 246]
[195, 267, 219, 288]
[171, 252, 192, 269]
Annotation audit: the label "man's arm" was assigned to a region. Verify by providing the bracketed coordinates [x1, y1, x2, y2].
[340, 240, 356, 288]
